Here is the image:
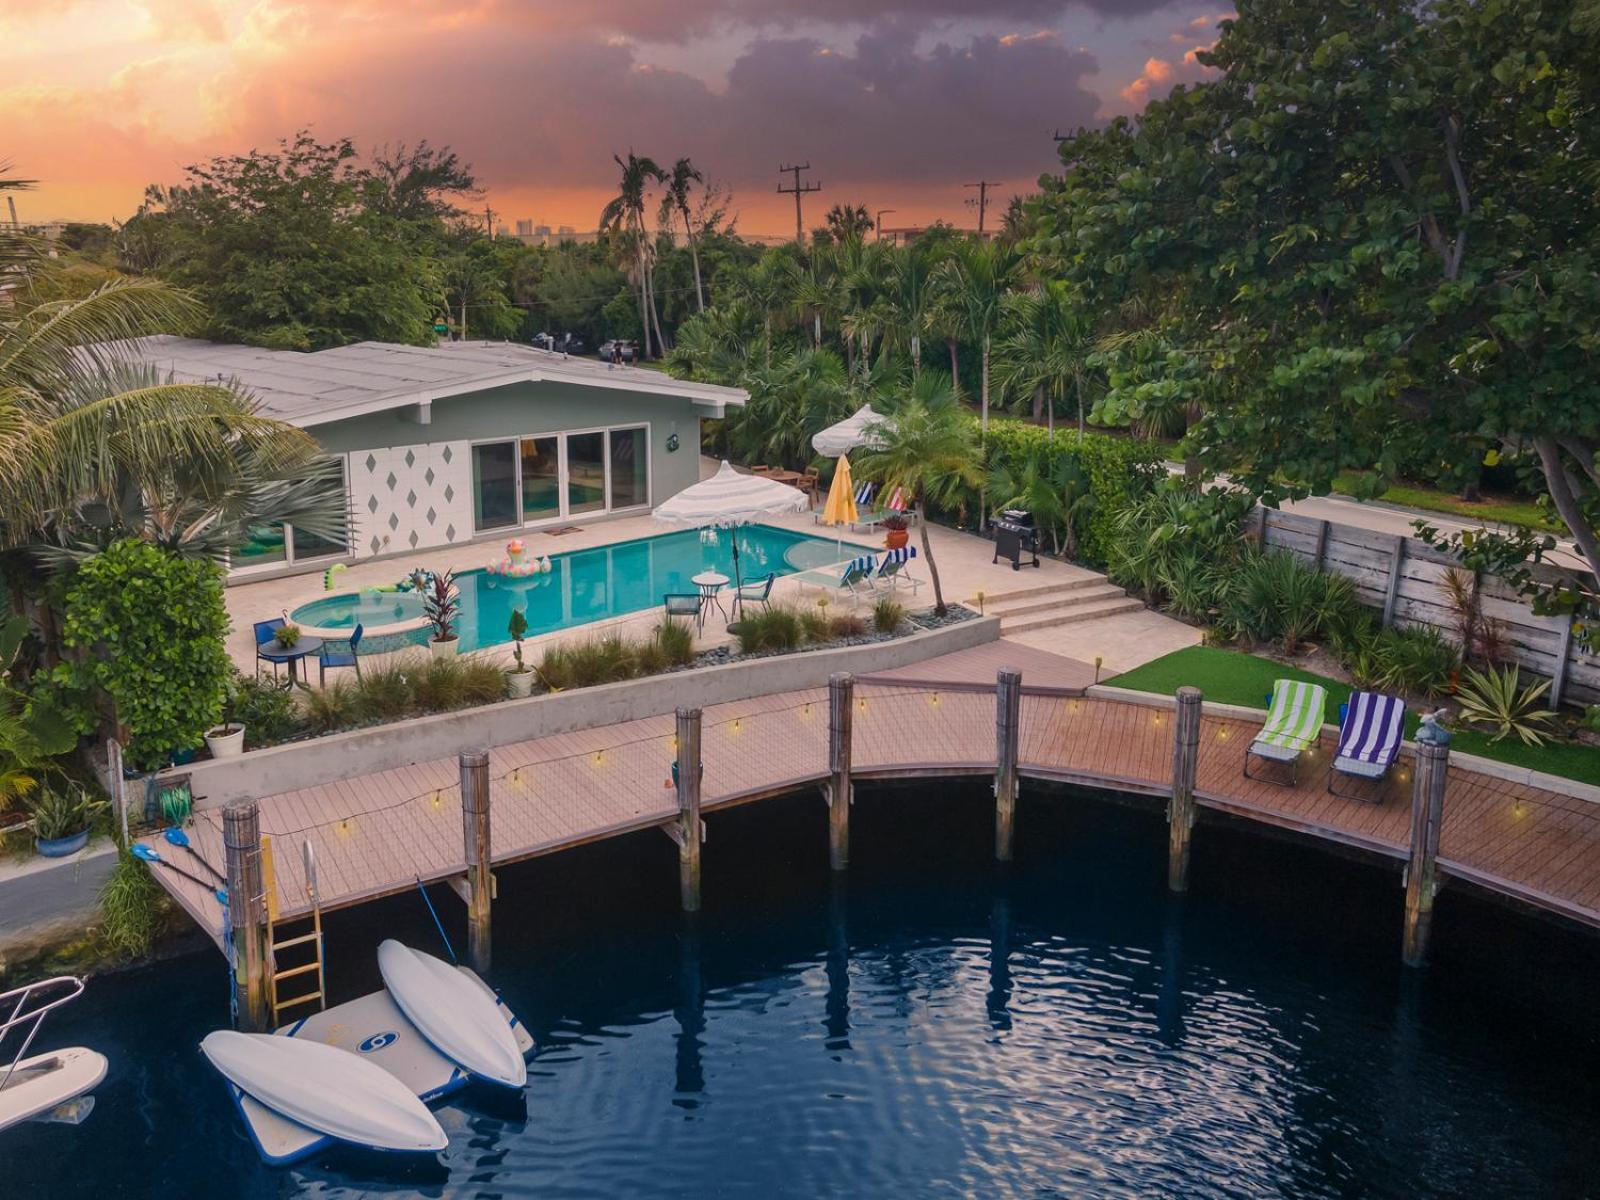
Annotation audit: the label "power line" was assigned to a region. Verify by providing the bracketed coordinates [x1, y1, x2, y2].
[777, 162, 822, 244]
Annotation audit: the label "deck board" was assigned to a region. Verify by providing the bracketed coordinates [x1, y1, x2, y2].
[140, 646, 1600, 948]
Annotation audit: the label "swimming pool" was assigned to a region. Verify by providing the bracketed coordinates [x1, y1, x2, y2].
[290, 525, 869, 652]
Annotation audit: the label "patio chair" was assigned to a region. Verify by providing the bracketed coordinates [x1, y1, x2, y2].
[800, 466, 821, 508]
[317, 623, 365, 685]
[793, 555, 878, 605]
[1243, 679, 1328, 786]
[875, 546, 922, 593]
[853, 484, 917, 531]
[664, 592, 703, 630]
[253, 618, 285, 681]
[733, 572, 776, 615]
[748, 464, 771, 476]
[1327, 691, 1406, 801]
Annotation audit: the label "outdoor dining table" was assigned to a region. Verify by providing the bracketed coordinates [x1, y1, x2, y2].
[256, 635, 324, 689]
[762, 470, 804, 486]
[691, 571, 731, 630]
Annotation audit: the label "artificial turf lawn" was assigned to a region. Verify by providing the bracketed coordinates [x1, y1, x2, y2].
[1108, 646, 1600, 787]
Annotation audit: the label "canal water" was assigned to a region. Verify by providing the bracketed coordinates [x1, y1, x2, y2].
[7, 786, 1599, 1198]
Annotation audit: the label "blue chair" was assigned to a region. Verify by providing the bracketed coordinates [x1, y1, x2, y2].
[253, 618, 285, 681]
[317, 623, 364, 685]
[733, 572, 776, 615]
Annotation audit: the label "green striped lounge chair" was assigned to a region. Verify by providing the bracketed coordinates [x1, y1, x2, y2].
[1243, 679, 1328, 786]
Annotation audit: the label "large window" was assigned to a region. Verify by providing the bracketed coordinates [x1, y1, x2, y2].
[231, 458, 347, 571]
[290, 459, 349, 560]
[473, 441, 520, 531]
[521, 437, 561, 522]
[565, 431, 607, 515]
[609, 427, 647, 510]
[470, 425, 649, 535]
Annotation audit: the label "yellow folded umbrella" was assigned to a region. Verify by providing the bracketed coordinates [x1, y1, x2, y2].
[821, 454, 859, 527]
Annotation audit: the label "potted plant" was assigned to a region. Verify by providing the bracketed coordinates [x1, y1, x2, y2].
[882, 513, 910, 550]
[204, 677, 246, 759]
[274, 623, 301, 650]
[414, 568, 461, 658]
[27, 785, 107, 858]
[506, 608, 535, 698]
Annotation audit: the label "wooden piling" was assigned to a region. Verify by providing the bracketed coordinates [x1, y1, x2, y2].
[223, 801, 270, 1032]
[1402, 740, 1449, 967]
[826, 673, 853, 871]
[1167, 687, 1202, 893]
[460, 750, 492, 973]
[676, 707, 703, 912]
[995, 670, 1022, 862]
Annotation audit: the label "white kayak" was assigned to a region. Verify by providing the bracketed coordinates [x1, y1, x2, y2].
[377, 940, 526, 1089]
[0, 1047, 108, 1133]
[200, 1031, 447, 1153]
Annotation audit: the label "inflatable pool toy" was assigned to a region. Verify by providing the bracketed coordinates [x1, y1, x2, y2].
[322, 563, 347, 591]
[486, 539, 540, 578]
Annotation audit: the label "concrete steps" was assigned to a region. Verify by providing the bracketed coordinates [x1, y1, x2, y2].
[978, 578, 1146, 635]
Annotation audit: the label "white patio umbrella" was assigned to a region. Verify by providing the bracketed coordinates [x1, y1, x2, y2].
[811, 403, 894, 457]
[653, 460, 809, 611]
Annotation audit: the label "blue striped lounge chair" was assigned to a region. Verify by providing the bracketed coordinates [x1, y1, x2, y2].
[1243, 679, 1328, 786]
[1327, 691, 1405, 800]
[875, 545, 921, 593]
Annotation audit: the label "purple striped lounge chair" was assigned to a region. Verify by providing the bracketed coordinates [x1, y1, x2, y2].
[1327, 691, 1406, 801]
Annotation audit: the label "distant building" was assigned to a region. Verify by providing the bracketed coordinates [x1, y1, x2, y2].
[515, 219, 534, 236]
[878, 225, 993, 246]
[506, 227, 601, 247]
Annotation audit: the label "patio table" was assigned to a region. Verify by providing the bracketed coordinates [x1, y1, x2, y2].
[256, 636, 324, 689]
[691, 571, 731, 630]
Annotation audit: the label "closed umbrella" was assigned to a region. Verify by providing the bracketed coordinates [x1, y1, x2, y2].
[819, 453, 859, 542]
[653, 461, 809, 611]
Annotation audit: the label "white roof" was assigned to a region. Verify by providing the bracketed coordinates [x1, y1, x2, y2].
[102, 336, 747, 427]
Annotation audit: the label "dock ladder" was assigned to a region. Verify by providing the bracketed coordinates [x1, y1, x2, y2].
[266, 839, 327, 1027]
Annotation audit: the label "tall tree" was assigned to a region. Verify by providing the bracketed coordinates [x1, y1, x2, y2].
[993, 282, 1096, 436]
[1039, 0, 1600, 624]
[938, 238, 1020, 429]
[813, 203, 875, 246]
[599, 152, 667, 358]
[858, 373, 981, 615]
[660, 158, 707, 313]
[366, 141, 479, 222]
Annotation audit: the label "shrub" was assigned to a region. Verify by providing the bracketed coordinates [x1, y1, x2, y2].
[872, 597, 906, 634]
[973, 419, 1163, 565]
[1105, 483, 1256, 601]
[412, 655, 469, 711]
[100, 848, 163, 958]
[735, 605, 805, 653]
[304, 680, 358, 733]
[653, 620, 696, 667]
[458, 657, 508, 705]
[799, 608, 832, 642]
[633, 638, 671, 675]
[26, 784, 106, 841]
[1216, 552, 1360, 652]
[228, 671, 302, 748]
[1371, 625, 1460, 699]
[51, 540, 232, 771]
[1454, 665, 1558, 746]
[829, 613, 867, 639]
[353, 660, 417, 722]
[538, 636, 640, 690]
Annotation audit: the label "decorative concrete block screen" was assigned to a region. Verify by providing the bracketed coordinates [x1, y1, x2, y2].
[348, 441, 473, 559]
[1253, 506, 1598, 708]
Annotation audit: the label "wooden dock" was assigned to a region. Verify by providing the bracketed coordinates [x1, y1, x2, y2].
[140, 642, 1600, 949]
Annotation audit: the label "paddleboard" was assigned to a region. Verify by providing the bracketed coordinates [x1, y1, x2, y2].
[377, 940, 526, 1089]
[200, 1031, 447, 1153]
[0, 1047, 108, 1133]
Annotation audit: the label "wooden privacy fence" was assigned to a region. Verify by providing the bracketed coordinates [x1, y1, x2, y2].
[1254, 506, 1597, 708]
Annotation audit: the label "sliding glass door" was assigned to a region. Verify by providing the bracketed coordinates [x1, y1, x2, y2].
[471, 425, 649, 534]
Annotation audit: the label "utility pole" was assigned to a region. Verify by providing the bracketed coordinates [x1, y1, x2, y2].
[777, 163, 822, 244]
[875, 208, 896, 242]
[483, 204, 494, 239]
[963, 180, 998, 234]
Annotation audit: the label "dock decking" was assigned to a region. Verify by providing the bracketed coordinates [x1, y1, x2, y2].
[142, 643, 1600, 946]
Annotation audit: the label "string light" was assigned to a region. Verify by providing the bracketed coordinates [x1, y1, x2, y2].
[337, 819, 353, 837]
[429, 791, 444, 811]
[928, 692, 941, 708]
[858, 698, 868, 713]
[731, 718, 742, 733]
[592, 750, 605, 767]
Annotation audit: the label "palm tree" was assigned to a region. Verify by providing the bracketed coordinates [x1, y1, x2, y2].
[0, 177, 340, 561]
[994, 281, 1097, 436]
[938, 239, 1020, 430]
[659, 158, 706, 313]
[732, 249, 796, 361]
[986, 452, 1096, 559]
[858, 372, 981, 615]
[883, 244, 937, 376]
[788, 244, 845, 350]
[599, 152, 666, 357]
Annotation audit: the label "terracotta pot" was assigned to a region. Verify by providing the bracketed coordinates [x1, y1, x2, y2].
[885, 527, 910, 550]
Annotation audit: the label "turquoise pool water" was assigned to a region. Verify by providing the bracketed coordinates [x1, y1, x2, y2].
[290, 526, 868, 653]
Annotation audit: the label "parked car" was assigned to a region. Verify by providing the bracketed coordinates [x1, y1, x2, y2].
[597, 339, 638, 364]
[531, 332, 587, 355]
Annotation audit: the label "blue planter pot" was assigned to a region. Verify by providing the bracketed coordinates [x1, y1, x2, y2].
[36, 828, 90, 858]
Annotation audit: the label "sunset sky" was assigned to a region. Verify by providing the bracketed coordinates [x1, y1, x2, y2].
[3, 1, 1225, 235]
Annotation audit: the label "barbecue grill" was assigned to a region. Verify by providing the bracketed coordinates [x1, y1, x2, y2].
[991, 509, 1041, 570]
